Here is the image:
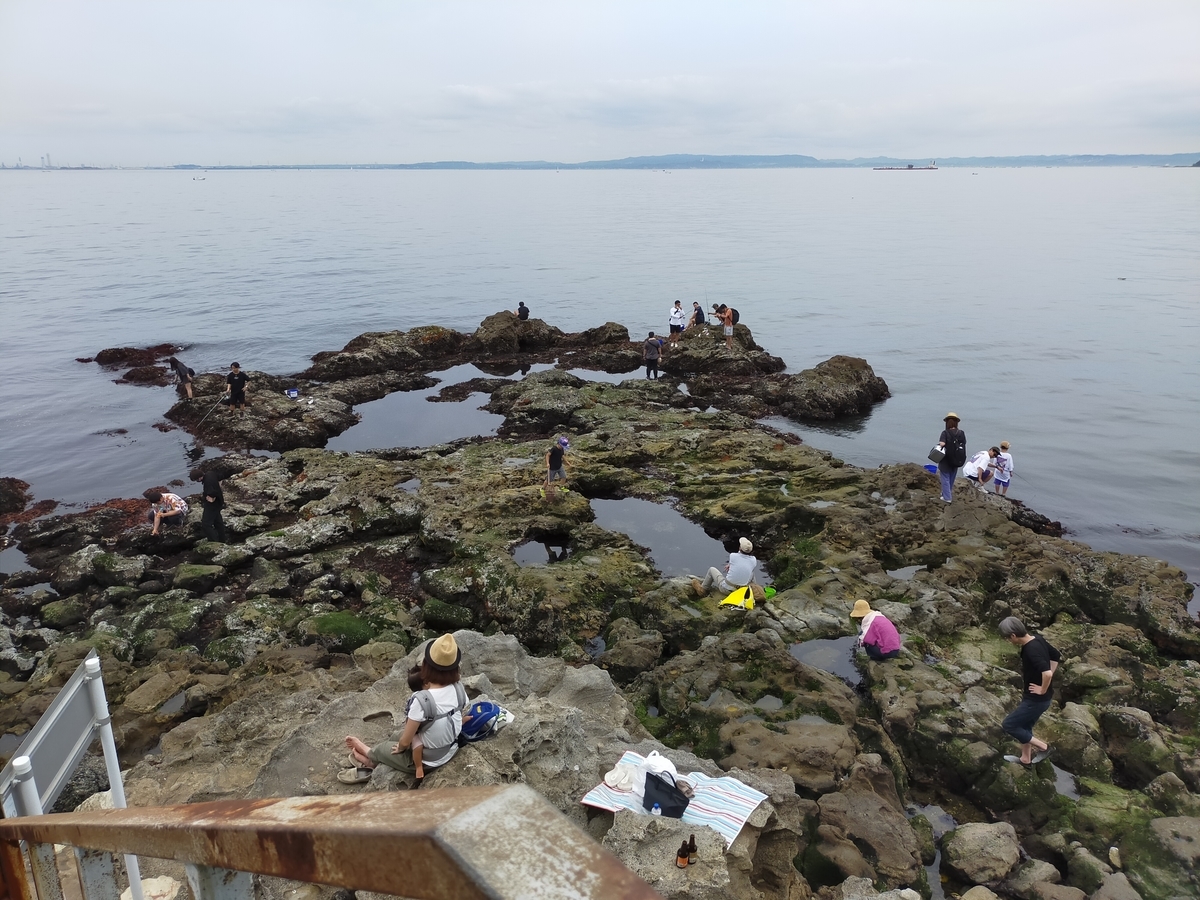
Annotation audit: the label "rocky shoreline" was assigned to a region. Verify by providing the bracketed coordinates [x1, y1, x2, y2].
[2, 316, 1198, 900]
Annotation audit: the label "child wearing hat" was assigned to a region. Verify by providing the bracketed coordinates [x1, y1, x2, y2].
[993, 441, 1014, 495]
[850, 600, 902, 661]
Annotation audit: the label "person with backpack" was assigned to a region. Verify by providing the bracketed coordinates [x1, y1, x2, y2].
[935, 412, 967, 503]
[718, 304, 736, 350]
[998, 617, 1060, 766]
[341, 634, 466, 786]
[167, 356, 194, 400]
[643, 331, 662, 379]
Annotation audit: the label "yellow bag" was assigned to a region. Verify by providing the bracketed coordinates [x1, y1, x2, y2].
[720, 586, 755, 610]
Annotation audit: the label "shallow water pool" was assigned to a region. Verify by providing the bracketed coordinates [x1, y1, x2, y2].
[788, 636, 861, 686]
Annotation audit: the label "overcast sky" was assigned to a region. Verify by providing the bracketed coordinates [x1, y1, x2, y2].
[1, 1, 1197, 166]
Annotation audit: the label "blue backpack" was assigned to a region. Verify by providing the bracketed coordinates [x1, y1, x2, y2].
[458, 701, 505, 744]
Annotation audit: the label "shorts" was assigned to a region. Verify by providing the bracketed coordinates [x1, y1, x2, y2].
[723, 326, 734, 336]
[547, 467, 567, 482]
[669, 324, 683, 334]
[993, 478, 1009, 488]
[966, 471, 993, 483]
[230, 392, 246, 405]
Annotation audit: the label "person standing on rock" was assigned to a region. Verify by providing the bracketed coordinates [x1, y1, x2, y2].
[167, 356, 195, 400]
[993, 441, 1014, 495]
[225, 362, 249, 412]
[849, 600, 902, 660]
[719, 304, 735, 351]
[342, 634, 466, 787]
[668, 301, 686, 347]
[999, 616, 1060, 766]
[543, 436, 570, 498]
[935, 413, 967, 503]
[643, 331, 661, 379]
[693, 537, 757, 597]
[200, 470, 227, 543]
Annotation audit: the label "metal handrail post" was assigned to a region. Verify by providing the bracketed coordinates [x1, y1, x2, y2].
[82, 660, 142, 900]
[11, 760, 60, 900]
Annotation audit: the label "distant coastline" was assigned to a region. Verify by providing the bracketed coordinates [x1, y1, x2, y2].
[3, 152, 1199, 171]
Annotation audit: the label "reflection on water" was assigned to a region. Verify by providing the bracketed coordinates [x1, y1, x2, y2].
[563, 368, 639, 385]
[589, 497, 771, 582]
[326, 363, 505, 452]
[789, 636, 861, 686]
[1052, 764, 1080, 800]
[512, 540, 572, 567]
[0, 544, 31, 575]
[887, 564, 924, 581]
[906, 803, 958, 900]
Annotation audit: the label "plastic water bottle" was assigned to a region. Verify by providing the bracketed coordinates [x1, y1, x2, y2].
[651, 803, 662, 816]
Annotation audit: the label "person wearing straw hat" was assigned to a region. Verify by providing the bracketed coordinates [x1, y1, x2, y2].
[850, 600, 902, 661]
[342, 634, 466, 786]
[935, 412, 967, 503]
[993, 441, 1014, 495]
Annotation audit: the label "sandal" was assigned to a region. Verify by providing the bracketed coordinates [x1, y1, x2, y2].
[347, 751, 373, 768]
[337, 767, 373, 785]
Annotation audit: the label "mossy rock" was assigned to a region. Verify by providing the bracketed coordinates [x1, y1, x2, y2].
[299, 611, 376, 652]
[40, 597, 88, 628]
[172, 564, 225, 592]
[1116, 816, 1200, 900]
[421, 598, 475, 630]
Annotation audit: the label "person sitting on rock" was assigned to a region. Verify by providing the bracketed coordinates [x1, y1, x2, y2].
[849, 600, 902, 660]
[688, 301, 705, 329]
[693, 537, 757, 597]
[513, 301, 530, 321]
[998, 616, 1060, 766]
[343, 634, 466, 788]
[145, 489, 188, 535]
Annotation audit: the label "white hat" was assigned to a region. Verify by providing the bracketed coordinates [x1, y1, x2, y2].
[739, 537, 753, 553]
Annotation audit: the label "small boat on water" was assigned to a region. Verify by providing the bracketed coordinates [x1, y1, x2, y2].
[873, 161, 937, 170]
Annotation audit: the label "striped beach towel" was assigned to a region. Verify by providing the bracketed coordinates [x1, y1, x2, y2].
[580, 750, 767, 847]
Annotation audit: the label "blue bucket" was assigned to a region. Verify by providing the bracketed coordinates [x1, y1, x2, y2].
[923, 464, 937, 473]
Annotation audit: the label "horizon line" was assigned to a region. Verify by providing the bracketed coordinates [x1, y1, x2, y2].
[4, 151, 1198, 171]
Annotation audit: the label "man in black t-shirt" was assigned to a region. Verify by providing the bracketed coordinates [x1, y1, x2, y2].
[543, 436, 570, 499]
[999, 616, 1061, 765]
[225, 362, 250, 411]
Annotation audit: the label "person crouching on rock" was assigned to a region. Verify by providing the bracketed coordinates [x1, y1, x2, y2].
[999, 616, 1060, 766]
[167, 356, 194, 400]
[963, 447, 1000, 491]
[693, 537, 757, 597]
[850, 600, 901, 661]
[200, 470, 227, 543]
[145, 489, 189, 535]
[343, 634, 466, 788]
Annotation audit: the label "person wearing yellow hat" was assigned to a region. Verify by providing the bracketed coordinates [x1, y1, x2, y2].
[935, 413, 967, 503]
[341, 633, 466, 786]
[993, 441, 1014, 496]
[850, 600, 902, 661]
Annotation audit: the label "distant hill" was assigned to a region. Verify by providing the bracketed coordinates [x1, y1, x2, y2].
[161, 152, 1200, 171]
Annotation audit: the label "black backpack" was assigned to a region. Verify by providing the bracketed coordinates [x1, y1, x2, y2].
[945, 431, 967, 468]
[730, 308, 740, 325]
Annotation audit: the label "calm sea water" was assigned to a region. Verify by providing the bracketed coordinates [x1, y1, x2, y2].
[1, 168, 1197, 589]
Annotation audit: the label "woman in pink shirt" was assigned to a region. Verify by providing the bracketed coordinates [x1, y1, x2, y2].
[850, 600, 902, 661]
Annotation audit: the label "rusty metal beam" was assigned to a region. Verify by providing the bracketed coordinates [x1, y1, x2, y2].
[0, 840, 35, 900]
[0, 787, 661, 900]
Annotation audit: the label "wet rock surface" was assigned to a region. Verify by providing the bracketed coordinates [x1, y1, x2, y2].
[2, 321, 1197, 900]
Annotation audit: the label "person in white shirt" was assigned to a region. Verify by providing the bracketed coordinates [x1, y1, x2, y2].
[962, 447, 1000, 490]
[693, 537, 758, 596]
[667, 300, 687, 347]
[994, 441, 1014, 495]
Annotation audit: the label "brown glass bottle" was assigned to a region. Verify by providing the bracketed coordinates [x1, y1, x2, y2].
[676, 840, 690, 868]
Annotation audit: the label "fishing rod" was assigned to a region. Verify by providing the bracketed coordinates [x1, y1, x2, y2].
[194, 395, 225, 430]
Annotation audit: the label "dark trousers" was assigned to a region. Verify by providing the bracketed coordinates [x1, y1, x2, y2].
[201, 506, 227, 543]
[1002, 696, 1052, 744]
[864, 644, 900, 661]
[645, 360, 658, 379]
